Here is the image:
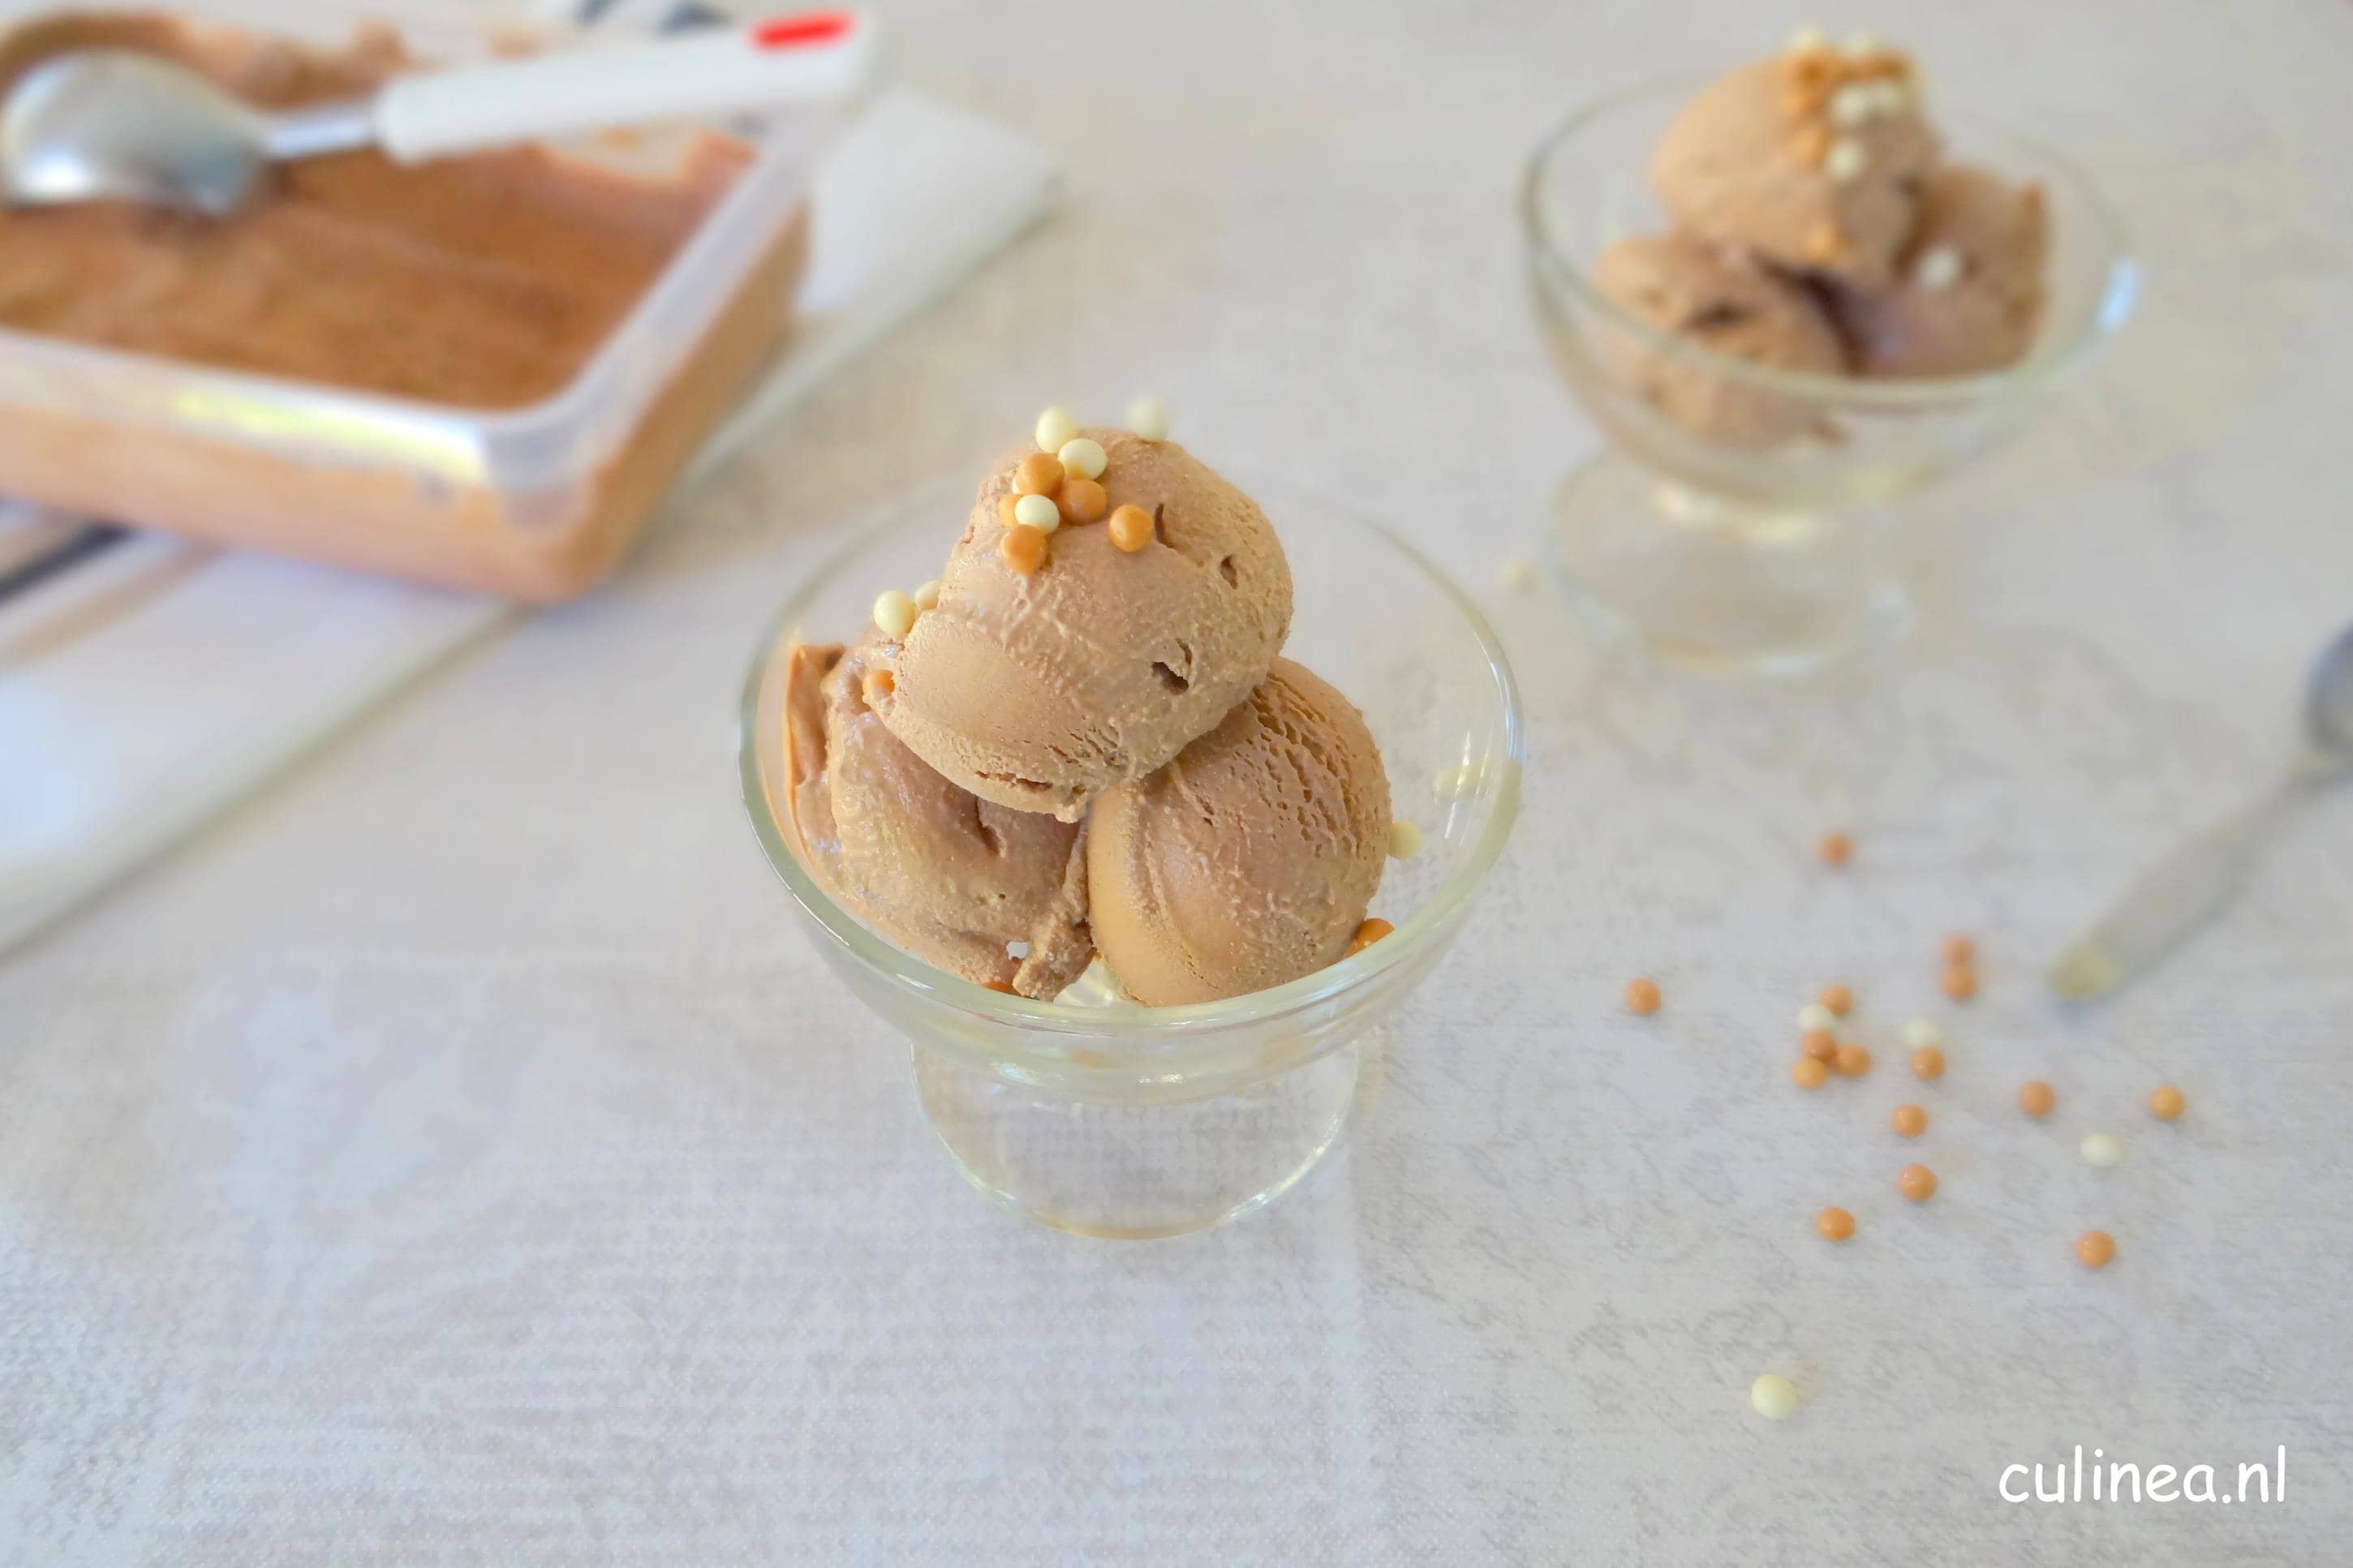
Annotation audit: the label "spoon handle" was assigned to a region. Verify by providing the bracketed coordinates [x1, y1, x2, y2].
[373, 11, 875, 164]
[2046, 781, 2301, 1002]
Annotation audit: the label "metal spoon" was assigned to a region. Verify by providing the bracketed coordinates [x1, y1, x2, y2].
[2048, 621, 2353, 1001]
[0, 11, 874, 217]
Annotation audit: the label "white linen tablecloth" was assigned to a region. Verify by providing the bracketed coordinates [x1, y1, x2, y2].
[3, 2, 2351, 1562]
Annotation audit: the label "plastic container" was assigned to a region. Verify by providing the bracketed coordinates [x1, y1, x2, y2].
[0, 6, 816, 601]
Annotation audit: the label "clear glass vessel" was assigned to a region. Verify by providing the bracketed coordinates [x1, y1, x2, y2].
[1521, 77, 2139, 677]
[739, 479, 1523, 1239]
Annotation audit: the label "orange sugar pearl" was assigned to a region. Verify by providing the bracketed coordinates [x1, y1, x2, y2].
[1889, 1103, 1928, 1138]
[1805, 222, 1844, 264]
[1625, 977, 1662, 1015]
[1348, 917, 1394, 956]
[1791, 124, 1831, 167]
[1942, 934, 1976, 964]
[1816, 1207, 1855, 1242]
[1108, 504, 1154, 552]
[1941, 965, 1978, 1002]
[980, 979, 1017, 994]
[2076, 1230, 2117, 1269]
[861, 668, 894, 705]
[1792, 1057, 1830, 1090]
[2149, 1085, 2187, 1121]
[1057, 476, 1108, 524]
[1800, 1029, 1839, 1063]
[1015, 453, 1065, 496]
[999, 523, 1047, 575]
[1834, 1042, 1872, 1078]
[1910, 1046, 1946, 1081]
[1818, 983, 1853, 1016]
[1816, 830, 1852, 866]
[996, 493, 1022, 528]
[1897, 1164, 1938, 1203]
[2018, 1080, 2056, 1119]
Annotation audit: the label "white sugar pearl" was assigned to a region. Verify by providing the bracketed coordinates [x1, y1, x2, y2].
[1498, 557, 1538, 592]
[1126, 397, 1170, 441]
[1750, 1374, 1800, 1421]
[1824, 138, 1867, 184]
[912, 579, 940, 611]
[1798, 1003, 1835, 1033]
[1829, 83, 1877, 127]
[1388, 820, 1423, 859]
[1842, 29, 1878, 57]
[1057, 437, 1108, 480]
[1786, 24, 1826, 52]
[1035, 406, 1078, 453]
[1869, 79, 1912, 115]
[872, 590, 917, 640]
[1912, 246, 1964, 293]
[2080, 1132, 2123, 1168]
[1903, 1019, 1945, 1050]
[1013, 492, 1061, 533]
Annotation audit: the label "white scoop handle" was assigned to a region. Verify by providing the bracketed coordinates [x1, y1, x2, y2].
[372, 11, 874, 163]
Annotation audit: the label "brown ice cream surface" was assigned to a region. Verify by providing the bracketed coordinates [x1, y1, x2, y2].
[1594, 232, 1846, 445]
[1651, 53, 1938, 286]
[1086, 658, 1390, 1007]
[875, 430, 1293, 822]
[784, 634, 1093, 1000]
[1835, 164, 2050, 378]
[0, 13, 745, 407]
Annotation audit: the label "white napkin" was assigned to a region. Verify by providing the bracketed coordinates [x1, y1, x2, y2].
[0, 87, 1058, 957]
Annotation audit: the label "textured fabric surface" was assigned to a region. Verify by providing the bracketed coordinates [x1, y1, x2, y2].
[4, 1, 2351, 1562]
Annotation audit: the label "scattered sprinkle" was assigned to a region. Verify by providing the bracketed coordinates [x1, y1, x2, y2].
[1940, 964, 1978, 1002]
[1034, 406, 1078, 453]
[1912, 245, 1964, 293]
[1805, 221, 1844, 264]
[861, 668, 893, 705]
[1016, 453, 1064, 496]
[1816, 1206, 1855, 1242]
[1388, 820, 1423, 859]
[1792, 123, 1831, 167]
[1818, 983, 1853, 1016]
[1013, 492, 1061, 533]
[1786, 24, 1826, 53]
[1792, 1057, 1830, 1089]
[1750, 1373, 1800, 1421]
[1842, 29, 1879, 58]
[1890, 1103, 1928, 1138]
[1909, 1046, 1946, 1081]
[996, 494, 1022, 528]
[872, 590, 917, 639]
[1126, 397, 1170, 441]
[1829, 82, 1876, 127]
[2080, 1132, 2123, 1168]
[1835, 1042, 1873, 1077]
[1057, 477, 1108, 524]
[1000, 523, 1047, 575]
[1108, 504, 1154, 552]
[1898, 1163, 1938, 1202]
[1626, 977, 1663, 1015]
[1349, 917, 1395, 956]
[2149, 1085, 2187, 1122]
[2019, 1080, 2056, 1119]
[1800, 1029, 1839, 1063]
[1798, 1002, 1835, 1033]
[1824, 137, 1867, 183]
[912, 579, 940, 611]
[1816, 830, 1852, 866]
[1941, 934, 1976, 965]
[1903, 1019, 1944, 1050]
[2076, 1230, 2117, 1269]
[1057, 436, 1108, 481]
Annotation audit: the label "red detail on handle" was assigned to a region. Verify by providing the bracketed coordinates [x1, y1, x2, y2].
[752, 11, 853, 49]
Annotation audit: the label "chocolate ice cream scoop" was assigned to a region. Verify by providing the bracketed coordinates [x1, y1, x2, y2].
[875, 429, 1292, 822]
[1835, 163, 2050, 378]
[1087, 658, 1390, 1007]
[1594, 232, 1846, 445]
[783, 633, 1092, 999]
[1651, 48, 1938, 285]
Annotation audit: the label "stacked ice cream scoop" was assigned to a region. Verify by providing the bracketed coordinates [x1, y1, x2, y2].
[1598, 32, 2051, 443]
[783, 406, 1398, 1005]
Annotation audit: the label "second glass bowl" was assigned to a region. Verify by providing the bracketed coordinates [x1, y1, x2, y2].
[1522, 76, 2140, 676]
[740, 477, 1522, 1239]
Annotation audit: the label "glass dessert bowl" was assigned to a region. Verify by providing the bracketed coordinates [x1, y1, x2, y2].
[1521, 73, 2139, 677]
[740, 477, 1522, 1239]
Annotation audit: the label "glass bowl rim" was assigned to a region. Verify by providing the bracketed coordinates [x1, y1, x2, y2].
[735, 472, 1526, 1048]
[1518, 71, 2142, 410]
